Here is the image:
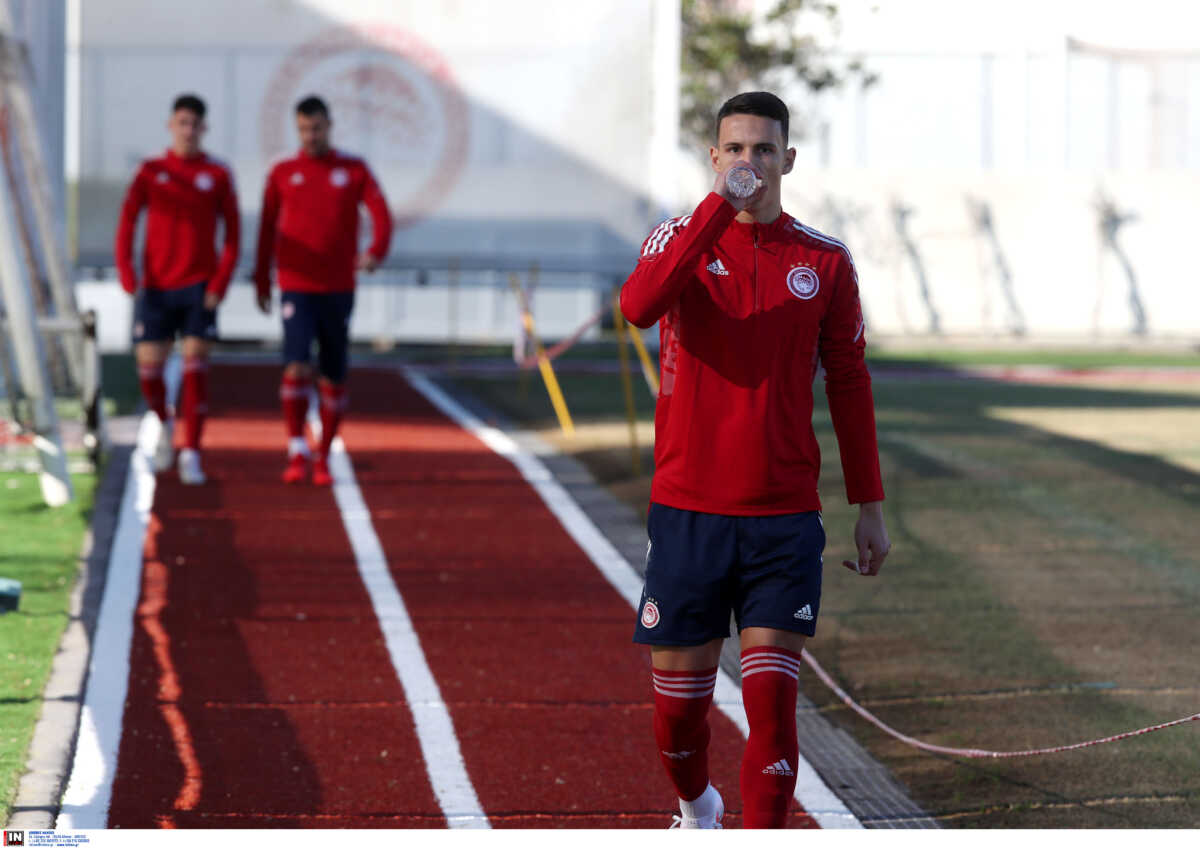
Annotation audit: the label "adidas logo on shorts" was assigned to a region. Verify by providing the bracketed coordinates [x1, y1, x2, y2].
[762, 759, 795, 777]
[793, 604, 814, 621]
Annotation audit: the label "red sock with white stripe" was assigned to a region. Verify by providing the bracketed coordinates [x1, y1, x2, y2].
[137, 361, 168, 421]
[180, 356, 208, 449]
[739, 646, 802, 828]
[317, 382, 347, 457]
[280, 374, 310, 444]
[652, 666, 717, 803]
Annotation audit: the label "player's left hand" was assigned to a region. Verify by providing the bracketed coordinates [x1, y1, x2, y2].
[842, 501, 891, 577]
[203, 291, 221, 311]
[356, 252, 379, 272]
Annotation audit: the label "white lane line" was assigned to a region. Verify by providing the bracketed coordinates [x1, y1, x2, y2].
[58, 412, 159, 828]
[326, 435, 490, 829]
[404, 367, 862, 830]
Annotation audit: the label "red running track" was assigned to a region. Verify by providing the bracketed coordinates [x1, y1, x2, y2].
[105, 363, 818, 829]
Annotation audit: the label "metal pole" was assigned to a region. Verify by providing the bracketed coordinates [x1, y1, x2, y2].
[1107, 58, 1119, 169]
[0, 102, 68, 389]
[0, 101, 71, 504]
[80, 308, 105, 462]
[508, 272, 573, 438]
[980, 53, 993, 170]
[0, 308, 23, 424]
[0, 4, 83, 386]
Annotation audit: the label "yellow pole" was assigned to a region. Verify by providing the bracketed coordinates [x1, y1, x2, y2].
[626, 318, 660, 397]
[514, 271, 530, 401]
[612, 290, 640, 477]
[508, 272, 574, 437]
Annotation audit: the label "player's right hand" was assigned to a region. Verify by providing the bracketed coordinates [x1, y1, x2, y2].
[714, 162, 765, 211]
[256, 292, 271, 314]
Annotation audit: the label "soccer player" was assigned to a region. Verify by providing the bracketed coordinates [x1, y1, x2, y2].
[620, 92, 891, 829]
[253, 95, 392, 486]
[116, 93, 240, 485]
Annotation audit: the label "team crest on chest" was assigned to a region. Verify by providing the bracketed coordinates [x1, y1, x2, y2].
[786, 265, 820, 300]
[193, 172, 214, 191]
[330, 167, 349, 187]
[290, 171, 305, 186]
[155, 171, 169, 184]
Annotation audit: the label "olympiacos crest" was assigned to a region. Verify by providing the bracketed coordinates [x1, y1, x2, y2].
[786, 265, 820, 300]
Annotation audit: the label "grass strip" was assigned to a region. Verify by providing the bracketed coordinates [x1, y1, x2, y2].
[0, 470, 95, 824]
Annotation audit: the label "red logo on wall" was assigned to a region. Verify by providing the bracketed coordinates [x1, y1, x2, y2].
[260, 24, 469, 231]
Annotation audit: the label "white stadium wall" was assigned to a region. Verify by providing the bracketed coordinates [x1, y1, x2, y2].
[777, 170, 1200, 342]
[670, 0, 1200, 346]
[70, 0, 681, 349]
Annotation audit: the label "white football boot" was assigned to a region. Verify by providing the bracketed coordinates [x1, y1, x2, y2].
[669, 783, 723, 829]
[153, 417, 175, 472]
[177, 447, 207, 485]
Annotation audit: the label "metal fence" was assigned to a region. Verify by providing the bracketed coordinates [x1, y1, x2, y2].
[72, 252, 636, 353]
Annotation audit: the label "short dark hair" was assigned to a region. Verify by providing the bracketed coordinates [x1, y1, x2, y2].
[295, 95, 330, 119]
[715, 91, 789, 145]
[172, 93, 206, 119]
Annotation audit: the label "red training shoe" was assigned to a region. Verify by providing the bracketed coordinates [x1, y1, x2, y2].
[311, 454, 332, 487]
[282, 452, 309, 484]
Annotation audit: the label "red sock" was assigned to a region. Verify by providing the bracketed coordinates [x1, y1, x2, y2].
[280, 374, 310, 440]
[137, 361, 168, 421]
[317, 382, 347, 457]
[652, 666, 717, 802]
[739, 647, 802, 828]
[180, 357, 208, 450]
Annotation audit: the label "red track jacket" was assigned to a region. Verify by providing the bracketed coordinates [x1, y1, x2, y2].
[620, 192, 884, 516]
[114, 150, 240, 297]
[253, 148, 392, 296]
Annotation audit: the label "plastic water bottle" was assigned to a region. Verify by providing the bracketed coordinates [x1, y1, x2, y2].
[725, 165, 761, 199]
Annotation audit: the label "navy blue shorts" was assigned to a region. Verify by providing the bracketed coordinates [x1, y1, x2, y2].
[633, 503, 825, 646]
[280, 290, 355, 382]
[132, 281, 216, 343]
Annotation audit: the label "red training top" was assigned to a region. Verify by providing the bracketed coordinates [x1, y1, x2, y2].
[253, 148, 393, 296]
[114, 149, 240, 297]
[620, 192, 884, 516]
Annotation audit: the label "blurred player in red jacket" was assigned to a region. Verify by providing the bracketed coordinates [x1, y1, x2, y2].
[620, 92, 891, 829]
[115, 93, 240, 485]
[253, 95, 392, 486]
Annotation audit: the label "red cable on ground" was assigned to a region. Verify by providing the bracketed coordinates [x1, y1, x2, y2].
[516, 305, 610, 369]
[802, 650, 1199, 758]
